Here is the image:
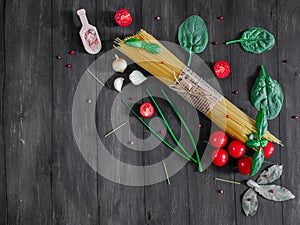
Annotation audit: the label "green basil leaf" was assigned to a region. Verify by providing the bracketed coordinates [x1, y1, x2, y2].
[124, 38, 146, 48]
[242, 188, 258, 216]
[178, 15, 208, 66]
[260, 138, 268, 148]
[251, 148, 264, 176]
[245, 139, 261, 149]
[256, 109, 268, 138]
[226, 27, 275, 54]
[144, 43, 162, 54]
[250, 66, 284, 120]
[255, 185, 295, 201]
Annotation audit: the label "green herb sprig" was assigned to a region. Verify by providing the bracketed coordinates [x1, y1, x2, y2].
[124, 38, 162, 54]
[246, 65, 283, 176]
[122, 89, 203, 171]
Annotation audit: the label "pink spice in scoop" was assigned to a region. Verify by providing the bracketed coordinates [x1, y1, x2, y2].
[84, 29, 99, 51]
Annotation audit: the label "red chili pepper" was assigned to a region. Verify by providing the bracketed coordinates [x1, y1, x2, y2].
[114, 9, 133, 27]
[233, 90, 239, 94]
[219, 16, 224, 20]
[292, 115, 299, 119]
[214, 61, 230, 79]
[212, 41, 219, 45]
[139, 102, 155, 118]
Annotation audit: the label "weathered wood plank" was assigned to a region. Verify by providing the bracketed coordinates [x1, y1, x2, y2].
[141, 1, 192, 225]
[95, 1, 145, 225]
[52, 1, 99, 225]
[229, 0, 283, 224]
[0, 0, 7, 224]
[277, 1, 300, 224]
[184, 1, 237, 225]
[3, 0, 52, 224]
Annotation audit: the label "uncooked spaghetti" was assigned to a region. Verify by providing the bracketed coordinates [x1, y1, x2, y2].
[114, 29, 281, 145]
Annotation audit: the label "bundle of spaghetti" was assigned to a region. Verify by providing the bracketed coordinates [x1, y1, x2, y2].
[114, 29, 281, 145]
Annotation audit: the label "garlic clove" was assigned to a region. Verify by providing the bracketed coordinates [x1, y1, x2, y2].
[112, 54, 128, 73]
[129, 70, 147, 85]
[113, 77, 124, 92]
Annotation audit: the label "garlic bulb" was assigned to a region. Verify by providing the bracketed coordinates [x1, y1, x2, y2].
[129, 70, 147, 85]
[113, 77, 124, 92]
[112, 54, 127, 73]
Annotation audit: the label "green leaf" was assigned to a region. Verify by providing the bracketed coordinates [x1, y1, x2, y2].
[251, 148, 264, 176]
[144, 43, 162, 54]
[256, 109, 268, 138]
[255, 185, 295, 201]
[250, 65, 284, 120]
[178, 15, 208, 66]
[242, 188, 258, 216]
[260, 138, 268, 148]
[256, 164, 283, 184]
[124, 38, 146, 48]
[226, 27, 275, 54]
[245, 139, 261, 149]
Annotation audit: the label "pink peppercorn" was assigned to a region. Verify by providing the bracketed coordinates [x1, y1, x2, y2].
[56, 55, 62, 60]
[66, 64, 72, 68]
[70, 50, 76, 55]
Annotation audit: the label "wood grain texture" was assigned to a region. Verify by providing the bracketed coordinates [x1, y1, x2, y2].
[277, 1, 300, 224]
[230, 1, 283, 224]
[3, 0, 52, 224]
[142, 1, 191, 225]
[0, 0, 299, 225]
[52, 1, 99, 225]
[96, 1, 145, 225]
[0, 0, 7, 224]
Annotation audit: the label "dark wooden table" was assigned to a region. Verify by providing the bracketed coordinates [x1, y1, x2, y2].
[1, 0, 299, 224]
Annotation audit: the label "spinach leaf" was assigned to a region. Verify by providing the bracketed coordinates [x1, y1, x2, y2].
[226, 27, 275, 54]
[178, 15, 208, 66]
[251, 65, 284, 120]
[256, 109, 268, 138]
[251, 148, 265, 176]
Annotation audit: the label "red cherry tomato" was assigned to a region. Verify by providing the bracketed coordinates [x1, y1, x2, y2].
[238, 157, 252, 175]
[263, 142, 275, 159]
[139, 102, 154, 118]
[211, 149, 228, 166]
[214, 61, 230, 78]
[228, 140, 246, 158]
[209, 131, 228, 148]
[114, 9, 133, 27]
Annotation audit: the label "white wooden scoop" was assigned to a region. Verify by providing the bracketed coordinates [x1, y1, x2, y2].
[77, 9, 101, 54]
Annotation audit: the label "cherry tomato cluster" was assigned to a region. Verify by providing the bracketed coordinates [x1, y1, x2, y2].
[209, 130, 275, 175]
